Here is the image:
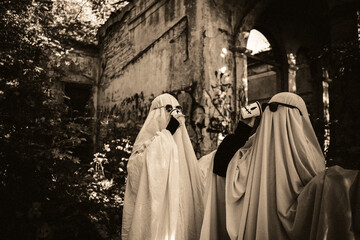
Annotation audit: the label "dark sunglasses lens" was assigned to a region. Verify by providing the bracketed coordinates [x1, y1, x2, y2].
[269, 102, 278, 112]
[262, 102, 302, 116]
[261, 103, 268, 112]
[165, 104, 173, 112]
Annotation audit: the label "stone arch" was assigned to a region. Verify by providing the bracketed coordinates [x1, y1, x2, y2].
[230, 0, 337, 154]
[232, 0, 332, 106]
[234, 28, 287, 112]
[246, 29, 285, 103]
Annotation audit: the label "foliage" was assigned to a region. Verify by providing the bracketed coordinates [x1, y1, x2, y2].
[0, 1, 358, 240]
[0, 0, 133, 239]
[317, 39, 360, 169]
[83, 135, 134, 239]
[88, 138, 132, 208]
[49, 0, 129, 45]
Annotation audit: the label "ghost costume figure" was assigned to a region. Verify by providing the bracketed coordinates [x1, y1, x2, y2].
[198, 121, 254, 240]
[225, 92, 325, 240]
[122, 93, 204, 240]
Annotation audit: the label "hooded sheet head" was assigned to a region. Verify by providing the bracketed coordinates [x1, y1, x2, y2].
[264, 92, 325, 179]
[124, 93, 204, 240]
[226, 92, 325, 240]
[133, 93, 184, 151]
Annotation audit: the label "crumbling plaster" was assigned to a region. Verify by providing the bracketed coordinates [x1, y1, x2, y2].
[94, 0, 359, 158]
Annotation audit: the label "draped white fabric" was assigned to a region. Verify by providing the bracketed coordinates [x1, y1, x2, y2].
[198, 150, 230, 240]
[122, 93, 204, 240]
[225, 92, 325, 240]
[287, 165, 360, 240]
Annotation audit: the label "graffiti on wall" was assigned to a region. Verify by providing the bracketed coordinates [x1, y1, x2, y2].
[97, 41, 242, 157]
[97, 80, 237, 158]
[98, 92, 153, 128]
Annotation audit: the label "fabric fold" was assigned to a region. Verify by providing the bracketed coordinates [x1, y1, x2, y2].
[199, 151, 230, 240]
[225, 92, 326, 240]
[122, 93, 203, 240]
[122, 130, 179, 240]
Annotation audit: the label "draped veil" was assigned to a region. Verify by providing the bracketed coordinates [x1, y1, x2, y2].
[225, 92, 325, 240]
[122, 93, 204, 240]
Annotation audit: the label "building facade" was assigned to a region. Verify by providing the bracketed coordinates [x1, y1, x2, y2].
[92, 0, 359, 163]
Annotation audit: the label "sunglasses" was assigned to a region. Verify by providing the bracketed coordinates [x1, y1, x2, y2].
[262, 102, 303, 116]
[165, 104, 183, 113]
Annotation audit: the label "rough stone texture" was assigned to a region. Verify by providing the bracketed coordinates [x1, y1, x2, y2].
[97, 0, 213, 157]
[94, 0, 360, 160]
[60, 49, 99, 85]
[49, 46, 99, 109]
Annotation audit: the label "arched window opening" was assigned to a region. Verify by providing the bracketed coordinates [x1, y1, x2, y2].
[246, 29, 272, 55]
[245, 29, 281, 105]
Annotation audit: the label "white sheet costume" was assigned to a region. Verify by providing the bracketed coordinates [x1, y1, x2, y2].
[121, 93, 204, 240]
[198, 150, 230, 240]
[225, 92, 326, 240]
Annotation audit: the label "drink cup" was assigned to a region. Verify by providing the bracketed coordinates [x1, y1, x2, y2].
[241, 101, 262, 119]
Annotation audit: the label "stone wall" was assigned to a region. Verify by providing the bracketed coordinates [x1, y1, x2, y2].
[49, 45, 99, 115]
[96, 0, 246, 157]
[97, 0, 211, 156]
[60, 48, 99, 86]
[95, 0, 360, 162]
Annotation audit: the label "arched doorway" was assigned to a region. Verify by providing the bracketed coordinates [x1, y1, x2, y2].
[246, 29, 284, 105]
[231, 0, 331, 150]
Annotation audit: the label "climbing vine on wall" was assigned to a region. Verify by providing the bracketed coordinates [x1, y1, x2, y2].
[318, 38, 360, 169]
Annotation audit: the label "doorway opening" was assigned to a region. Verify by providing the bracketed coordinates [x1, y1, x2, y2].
[64, 82, 92, 118]
[245, 29, 283, 104]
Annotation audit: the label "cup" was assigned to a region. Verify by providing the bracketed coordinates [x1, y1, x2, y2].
[240, 101, 262, 119]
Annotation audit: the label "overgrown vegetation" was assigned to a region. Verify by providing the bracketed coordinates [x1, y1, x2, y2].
[323, 39, 360, 169]
[0, 0, 358, 239]
[0, 0, 134, 239]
